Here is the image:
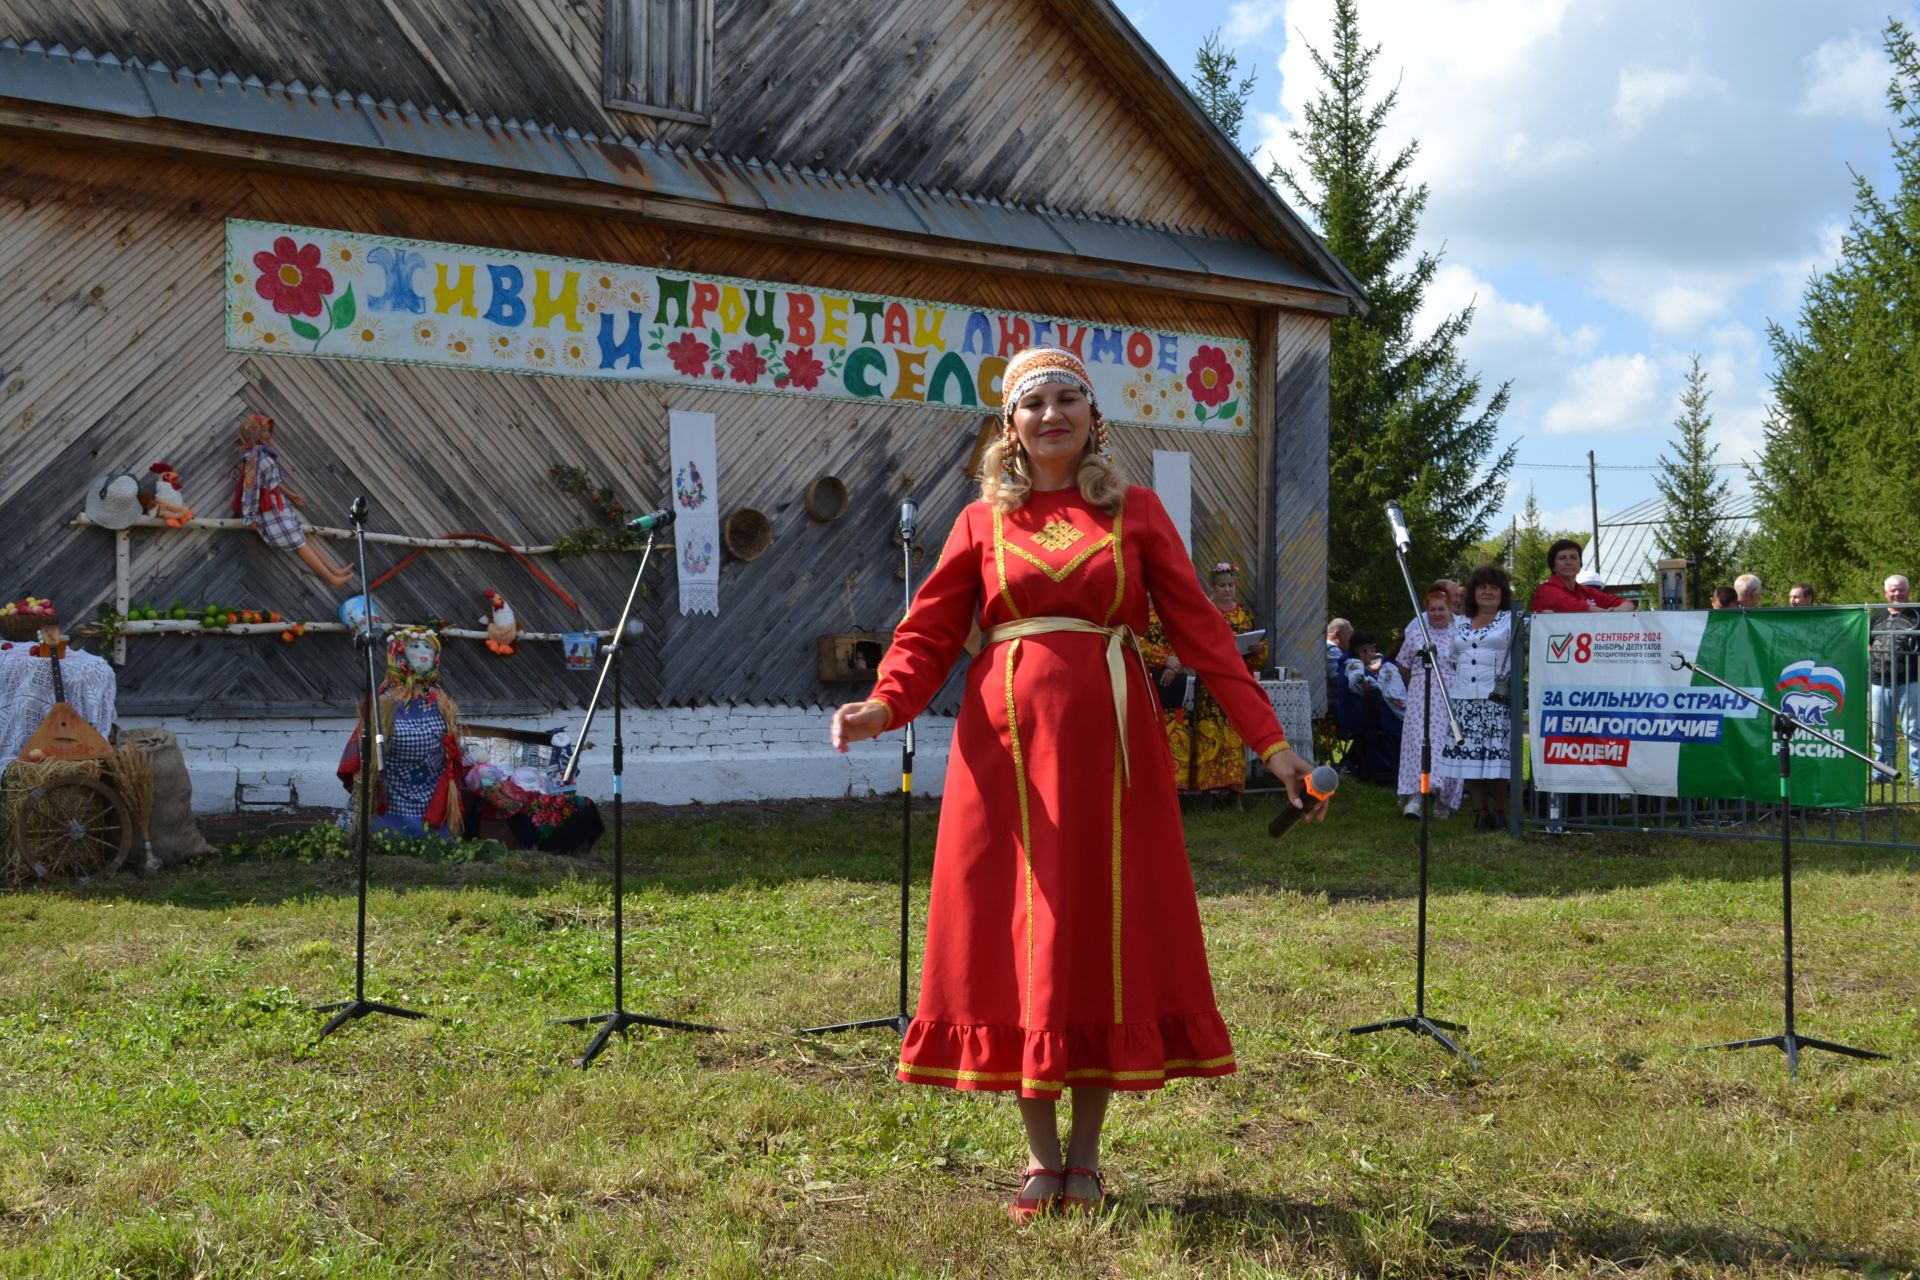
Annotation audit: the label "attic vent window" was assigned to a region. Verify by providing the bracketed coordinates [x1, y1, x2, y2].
[605, 0, 714, 123]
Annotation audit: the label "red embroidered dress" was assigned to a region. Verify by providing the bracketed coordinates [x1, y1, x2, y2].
[868, 485, 1288, 1097]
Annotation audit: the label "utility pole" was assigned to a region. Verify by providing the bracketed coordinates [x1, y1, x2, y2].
[1588, 450, 1601, 578]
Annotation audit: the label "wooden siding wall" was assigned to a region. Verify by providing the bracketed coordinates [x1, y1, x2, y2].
[0, 139, 1277, 718]
[0, 0, 1255, 240]
[1269, 310, 1332, 709]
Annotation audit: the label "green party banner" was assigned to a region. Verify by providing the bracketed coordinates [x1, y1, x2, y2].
[1530, 609, 1869, 807]
[224, 220, 1254, 433]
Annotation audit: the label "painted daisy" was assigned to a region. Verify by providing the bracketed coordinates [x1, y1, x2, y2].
[325, 240, 365, 278]
[345, 318, 386, 350]
[443, 330, 476, 362]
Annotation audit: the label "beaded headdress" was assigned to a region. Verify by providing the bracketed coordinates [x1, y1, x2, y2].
[999, 346, 1113, 465]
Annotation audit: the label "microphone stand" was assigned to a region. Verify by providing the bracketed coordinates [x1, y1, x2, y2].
[314, 496, 428, 1043]
[1672, 651, 1892, 1078]
[1348, 516, 1479, 1070]
[559, 526, 722, 1068]
[801, 503, 918, 1037]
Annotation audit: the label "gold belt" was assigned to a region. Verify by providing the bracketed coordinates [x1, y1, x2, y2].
[984, 616, 1146, 784]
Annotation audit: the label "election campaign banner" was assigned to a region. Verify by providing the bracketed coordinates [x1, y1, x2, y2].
[1529, 610, 1868, 808]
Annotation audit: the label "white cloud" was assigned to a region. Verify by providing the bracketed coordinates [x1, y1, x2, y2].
[1536, 501, 1604, 534]
[1612, 65, 1725, 134]
[1800, 33, 1890, 122]
[1541, 353, 1666, 435]
[1224, 0, 1283, 44]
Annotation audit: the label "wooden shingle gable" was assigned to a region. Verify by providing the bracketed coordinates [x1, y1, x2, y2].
[0, 0, 1361, 304]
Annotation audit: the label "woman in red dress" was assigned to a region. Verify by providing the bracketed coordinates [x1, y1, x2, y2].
[831, 347, 1317, 1220]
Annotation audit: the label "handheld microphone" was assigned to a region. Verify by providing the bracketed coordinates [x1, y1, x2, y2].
[625, 507, 675, 532]
[349, 496, 368, 526]
[899, 499, 919, 544]
[1268, 765, 1339, 838]
[1384, 501, 1412, 554]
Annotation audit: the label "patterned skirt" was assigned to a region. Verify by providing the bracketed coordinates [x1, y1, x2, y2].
[1437, 697, 1511, 780]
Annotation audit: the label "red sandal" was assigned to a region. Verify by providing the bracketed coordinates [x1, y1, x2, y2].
[1060, 1166, 1106, 1214]
[1007, 1166, 1063, 1223]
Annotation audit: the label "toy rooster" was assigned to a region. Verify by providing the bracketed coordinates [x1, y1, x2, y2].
[480, 588, 520, 656]
[138, 462, 194, 526]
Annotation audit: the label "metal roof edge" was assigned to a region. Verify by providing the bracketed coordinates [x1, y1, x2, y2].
[0, 39, 1350, 303]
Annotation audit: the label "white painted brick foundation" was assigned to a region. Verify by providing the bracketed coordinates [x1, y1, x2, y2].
[133, 705, 956, 815]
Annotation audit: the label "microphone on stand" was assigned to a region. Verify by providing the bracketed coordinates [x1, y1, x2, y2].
[349, 496, 368, 526]
[1268, 765, 1339, 838]
[1384, 500, 1412, 553]
[899, 499, 918, 544]
[625, 508, 676, 532]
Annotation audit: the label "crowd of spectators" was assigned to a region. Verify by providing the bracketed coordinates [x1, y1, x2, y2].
[1321, 556, 1920, 806]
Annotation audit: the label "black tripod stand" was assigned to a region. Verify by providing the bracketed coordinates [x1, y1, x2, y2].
[801, 499, 921, 1037]
[1674, 652, 1892, 1078]
[314, 497, 429, 1044]
[1349, 501, 1479, 1070]
[559, 520, 723, 1067]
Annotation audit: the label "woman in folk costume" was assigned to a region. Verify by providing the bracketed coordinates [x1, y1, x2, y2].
[1139, 562, 1269, 798]
[831, 347, 1317, 1220]
[232, 413, 354, 589]
[338, 627, 465, 839]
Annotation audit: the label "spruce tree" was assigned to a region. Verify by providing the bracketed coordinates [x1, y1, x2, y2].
[1506, 487, 1587, 599]
[1272, 0, 1515, 629]
[1653, 356, 1738, 594]
[1749, 19, 1920, 601]
[1189, 29, 1258, 153]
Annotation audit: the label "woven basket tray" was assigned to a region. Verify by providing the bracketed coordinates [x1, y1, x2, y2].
[0, 614, 55, 642]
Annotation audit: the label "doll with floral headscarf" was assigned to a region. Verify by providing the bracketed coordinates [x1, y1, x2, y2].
[337, 626, 465, 838]
[232, 413, 354, 589]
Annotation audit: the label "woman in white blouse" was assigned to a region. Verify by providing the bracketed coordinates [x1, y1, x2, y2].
[1439, 564, 1515, 830]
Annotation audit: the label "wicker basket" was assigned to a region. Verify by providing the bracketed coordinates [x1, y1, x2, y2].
[803, 475, 848, 522]
[0, 613, 55, 642]
[724, 507, 773, 561]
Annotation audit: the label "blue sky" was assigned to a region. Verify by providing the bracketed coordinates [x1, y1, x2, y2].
[1123, 0, 1913, 550]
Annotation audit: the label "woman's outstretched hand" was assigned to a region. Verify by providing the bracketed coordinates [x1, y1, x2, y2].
[831, 700, 889, 752]
[1263, 746, 1326, 822]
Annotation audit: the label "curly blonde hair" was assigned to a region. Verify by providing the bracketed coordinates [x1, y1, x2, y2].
[976, 421, 1128, 514]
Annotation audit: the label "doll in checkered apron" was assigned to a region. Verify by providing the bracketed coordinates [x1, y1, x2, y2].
[232, 414, 354, 589]
[337, 627, 466, 839]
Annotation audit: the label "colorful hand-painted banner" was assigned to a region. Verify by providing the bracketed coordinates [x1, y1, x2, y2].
[1528, 610, 1869, 807]
[224, 221, 1254, 433]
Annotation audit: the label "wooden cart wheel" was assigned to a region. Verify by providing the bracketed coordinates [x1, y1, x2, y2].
[15, 777, 131, 879]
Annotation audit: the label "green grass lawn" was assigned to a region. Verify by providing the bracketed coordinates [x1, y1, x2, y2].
[2, 784, 1917, 1278]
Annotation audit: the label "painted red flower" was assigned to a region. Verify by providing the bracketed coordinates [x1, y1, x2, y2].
[726, 344, 768, 385]
[666, 333, 710, 376]
[784, 346, 825, 391]
[251, 236, 334, 318]
[1186, 345, 1235, 406]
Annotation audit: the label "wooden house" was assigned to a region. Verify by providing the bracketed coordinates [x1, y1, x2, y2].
[0, 0, 1363, 805]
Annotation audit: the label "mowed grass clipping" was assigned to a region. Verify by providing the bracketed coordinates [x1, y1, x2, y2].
[0, 785, 1916, 1278]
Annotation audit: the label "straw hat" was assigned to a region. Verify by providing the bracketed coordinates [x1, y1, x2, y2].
[83, 473, 144, 530]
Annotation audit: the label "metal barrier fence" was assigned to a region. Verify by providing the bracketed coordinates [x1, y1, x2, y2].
[1501, 604, 1919, 849]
